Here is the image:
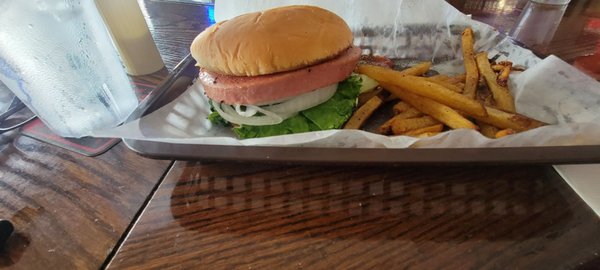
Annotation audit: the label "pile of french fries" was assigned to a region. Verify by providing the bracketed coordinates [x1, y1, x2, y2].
[344, 27, 545, 139]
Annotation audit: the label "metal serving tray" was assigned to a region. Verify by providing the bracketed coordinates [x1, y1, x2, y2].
[123, 55, 600, 164]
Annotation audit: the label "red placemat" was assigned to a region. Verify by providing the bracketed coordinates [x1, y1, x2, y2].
[21, 78, 159, 156]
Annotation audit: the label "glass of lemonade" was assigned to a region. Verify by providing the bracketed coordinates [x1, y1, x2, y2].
[0, 0, 139, 138]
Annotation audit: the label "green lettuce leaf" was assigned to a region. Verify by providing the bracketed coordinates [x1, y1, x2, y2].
[207, 111, 228, 126]
[233, 114, 314, 138]
[301, 75, 361, 130]
[209, 75, 362, 139]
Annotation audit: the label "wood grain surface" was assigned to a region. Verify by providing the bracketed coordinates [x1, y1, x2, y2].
[0, 132, 171, 269]
[107, 163, 600, 269]
[0, 1, 199, 268]
[138, 0, 214, 71]
[107, 0, 600, 269]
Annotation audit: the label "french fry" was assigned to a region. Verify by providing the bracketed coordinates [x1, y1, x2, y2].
[491, 64, 504, 72]
[497, 61, 513, 66]
[473, 106, 545, 131]
[344, 25, 547, 139]
[476, 87, 500, 138]
[403, 124, 444, 136]
[413, 131, 441, 138]
[381, 62, 432, 100]
[344, 95, 384, 129]
[446, 74, 466, 84]
[391, 116, 440, 135]
[428, 74, 451, 81]
[379, 108, 424, 134]
[380, 81, 479, 130]
[399, 61, 432, 76]
[396, 107, 423, 119]
[491, 60, 513, 71]
[479, 124, 500, 138]
[379, 120, 393, 134]
[357, 87, 383, 107]
[496, 63, 512, 87]
[358, 64, 488, 117]
[495, 128, 516, 138]
[461, 28, 479, 99]
[392, 101, 411, 114]
[379, 122, 393, 135]
[381, 103, 423, 134]
[475, 52, 516, 112]
[425, 77, 464, 93]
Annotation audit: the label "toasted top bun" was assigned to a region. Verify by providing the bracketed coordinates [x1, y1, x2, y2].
[190, 5, 353, 77]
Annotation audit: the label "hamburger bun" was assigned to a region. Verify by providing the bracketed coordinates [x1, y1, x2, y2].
[190, 5, 353, 76]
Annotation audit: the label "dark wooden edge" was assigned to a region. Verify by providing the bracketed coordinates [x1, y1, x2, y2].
[122, 55, 600, 164]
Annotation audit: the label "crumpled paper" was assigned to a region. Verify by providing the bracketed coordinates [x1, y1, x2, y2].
[95, 0, 600, 148]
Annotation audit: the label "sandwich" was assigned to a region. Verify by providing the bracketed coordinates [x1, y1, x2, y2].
[190, 5, 362, 139]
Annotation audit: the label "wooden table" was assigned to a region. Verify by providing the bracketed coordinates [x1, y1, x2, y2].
[1, 0, 599, 269]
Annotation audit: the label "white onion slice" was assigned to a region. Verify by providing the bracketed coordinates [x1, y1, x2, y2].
[358, 74, 379, 93]
[213, 83, 338, 126]
[234, 104, 258, 117]
[241, 104, 287, 121]
[266, 83, 337, 115]
[214, 102, 284, 126]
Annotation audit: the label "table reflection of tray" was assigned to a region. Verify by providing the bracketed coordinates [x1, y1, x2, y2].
[122, 55, 600, 164]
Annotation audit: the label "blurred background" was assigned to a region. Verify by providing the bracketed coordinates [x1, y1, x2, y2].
[448, 0, 600, 79]
[145, 0, 600, 79]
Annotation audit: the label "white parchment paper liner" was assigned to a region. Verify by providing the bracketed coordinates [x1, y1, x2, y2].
[94, 0, 600, 148]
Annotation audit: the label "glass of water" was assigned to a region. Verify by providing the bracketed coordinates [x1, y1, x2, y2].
[0, 0, 139, 138]
[509, 0, 571, 53]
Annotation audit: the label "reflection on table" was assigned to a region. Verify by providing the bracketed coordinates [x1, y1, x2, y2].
[107, 163, 600, 269]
